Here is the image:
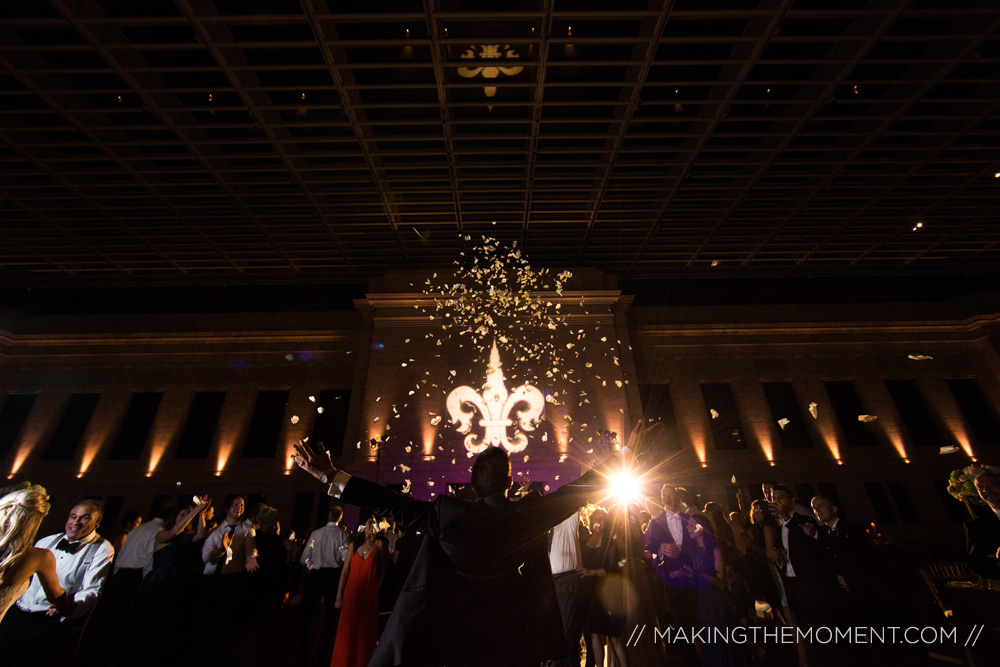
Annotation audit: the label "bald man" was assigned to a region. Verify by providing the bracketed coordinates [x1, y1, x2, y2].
[966, 472, 1000, 579]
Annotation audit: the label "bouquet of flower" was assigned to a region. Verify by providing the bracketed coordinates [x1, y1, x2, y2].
[947, 464, 1000, 505]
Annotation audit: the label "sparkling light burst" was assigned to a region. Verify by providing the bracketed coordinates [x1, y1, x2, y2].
[605, 468, 642, 505]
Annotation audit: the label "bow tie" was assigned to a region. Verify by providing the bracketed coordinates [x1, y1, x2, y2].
[55, 538, 81, 555]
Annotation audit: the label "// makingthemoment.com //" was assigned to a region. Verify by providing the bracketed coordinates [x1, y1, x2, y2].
[625, 625, 984, 647]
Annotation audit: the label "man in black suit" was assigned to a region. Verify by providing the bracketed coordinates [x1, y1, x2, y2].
[293, 439, 611, 667]
[966, 471, 1000, 579]
[771, 485, 853, 667]
[810, 496, 872, 595]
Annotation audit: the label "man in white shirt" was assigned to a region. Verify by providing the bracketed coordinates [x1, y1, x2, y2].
[299, 506, 349, 667]
[201, 496, 258, 576]
[643, 484, 697, 634]
[0, 498, 114, 665]
[200, 495, 258, 651]
[549, 509, 586, 665]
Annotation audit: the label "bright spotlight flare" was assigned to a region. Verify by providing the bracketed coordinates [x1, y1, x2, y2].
[606, 468, 642, 505]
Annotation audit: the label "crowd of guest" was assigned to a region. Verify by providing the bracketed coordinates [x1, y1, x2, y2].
[3, 461, 998, 667]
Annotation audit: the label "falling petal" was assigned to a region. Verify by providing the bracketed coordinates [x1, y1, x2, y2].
[709, 409, 720, 420]
[317, 407, 324, 414]
[777, 418, 790, 430]
[857, 415, 878, 423]
[808, 403, 818, 419]
[308, 396, 316, 402]
[290, 415, 299, 424]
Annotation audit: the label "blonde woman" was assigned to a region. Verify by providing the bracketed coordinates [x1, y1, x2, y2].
[0, 485, 72, 621]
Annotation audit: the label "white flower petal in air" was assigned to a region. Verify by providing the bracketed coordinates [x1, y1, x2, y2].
[857, 415, 878, 423]
[808, 402, 819, 419]
[290, 415, 300, 424]
[317, 407, 324, 414]
[777, 418, 790, 430]
[402, 480, 411, 494]
[939, 446, 959, 455]
[308, 396, 316, 402]
[908, 354, 933, 361]
[709, 409, 720, 420]
[431, 415, 442, 426]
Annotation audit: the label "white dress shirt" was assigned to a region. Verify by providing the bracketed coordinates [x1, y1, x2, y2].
[780, 517, 797, 578]
[16, 530, 114, 619]
[663, 509, 685, 545]
[549, 510, 583, 575]
[201, 518, 256, 575]
[113, 517, 164, 577]
[301, 522, 349, 570]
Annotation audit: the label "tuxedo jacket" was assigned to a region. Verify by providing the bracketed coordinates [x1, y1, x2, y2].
[340, 468, 602, 667]
[642, 510, 697, 587]
[783, 514, 839, 589]
[965, 511, 1000, 579]
[819, 519, 879, 593]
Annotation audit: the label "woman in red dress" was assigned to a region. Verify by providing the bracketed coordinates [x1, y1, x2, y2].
[331, 517, 387, 667]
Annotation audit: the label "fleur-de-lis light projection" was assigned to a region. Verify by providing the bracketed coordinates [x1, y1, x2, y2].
[457, 44, 524, 102]
[446, 341, 544, 453]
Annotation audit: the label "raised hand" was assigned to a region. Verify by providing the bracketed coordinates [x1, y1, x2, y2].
[624, 419, 666, 456]
[292, 439, 336, 482]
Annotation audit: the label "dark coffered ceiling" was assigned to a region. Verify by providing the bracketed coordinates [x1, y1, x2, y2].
[0, 0, 998, 312]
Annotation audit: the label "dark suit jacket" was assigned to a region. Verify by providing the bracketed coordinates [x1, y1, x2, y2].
[965, 511, 1000, 579]
[783, 514, 837, 587]
[781, 514, 853, 627]
[340, 468, 602, 667]
[642, 510, 697, 587]
[819, 519, 879, 595]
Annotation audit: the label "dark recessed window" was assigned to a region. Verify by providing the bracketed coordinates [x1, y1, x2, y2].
[864, 482, 897, 524]
[794, 483, 815, 507]
[174, 391, 226, 459]
[824, 381, 879, 447]
[762, 382, 815, 448]
[638, 384, 681, 450]
[310, 390, 351, 458]
[43, 393, 100, 461]
[292, 492, 318, 536]
[101, 495, 125, 539]
[946, 379, 1000, 446]
[700, 383, 747, 450]
[241, 390, 289, 458]
[885, 380, 941, 447]
[932, 480, 970, 523]
[886, 481, 920, 524]
[816, 483, 843, 512]
[107, 392, 163, 460]
[0, 394, 38, 460]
